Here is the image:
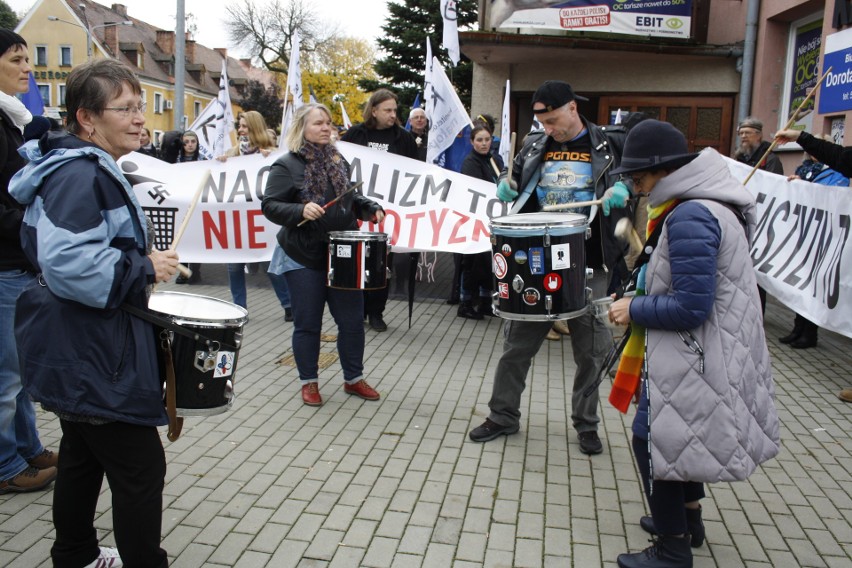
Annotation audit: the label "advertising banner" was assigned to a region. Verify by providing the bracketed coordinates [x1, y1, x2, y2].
[490, 0, 692, 40]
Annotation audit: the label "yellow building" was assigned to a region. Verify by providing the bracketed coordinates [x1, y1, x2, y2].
[15, 0, 255, 146]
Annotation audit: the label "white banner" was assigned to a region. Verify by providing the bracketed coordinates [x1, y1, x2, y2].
[727, 158, 852, 338]
[122, 141, 507, 263]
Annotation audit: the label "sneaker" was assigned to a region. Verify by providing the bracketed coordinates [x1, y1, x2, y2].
[301, 383, 322, 406]
[83, 546, 123, 568]
[28, 449, 58, 469]
[368, 315, 388, 332]
[0, 465, 57, 494]
[344, 380, 380, 400]
[468, 418, 520, 442]
[578, 431, 603, 455]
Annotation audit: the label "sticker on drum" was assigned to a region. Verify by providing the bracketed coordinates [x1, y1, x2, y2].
[522, 288, 540, 306]
[336, 244, 352, 258]
[493, 254, 508, 279]
[501, 243, 512, 256]
[544, 273, 562, 292]
[498, 282, 509, 299]
[514, 250, 527, 265]
[214, 352, 236, 378]
[552, 243, 571, 270]
[529, 247, 544, 275]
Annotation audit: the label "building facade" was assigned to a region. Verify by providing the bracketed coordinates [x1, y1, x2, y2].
[15, 0, 259, 146]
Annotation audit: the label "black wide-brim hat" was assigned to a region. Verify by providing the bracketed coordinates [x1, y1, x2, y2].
[611, 119, 698, 176]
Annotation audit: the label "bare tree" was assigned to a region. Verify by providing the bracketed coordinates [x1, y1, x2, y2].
[224, 0, 339, 73]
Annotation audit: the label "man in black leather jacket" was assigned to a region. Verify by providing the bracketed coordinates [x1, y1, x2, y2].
[469, 81, 631, 455]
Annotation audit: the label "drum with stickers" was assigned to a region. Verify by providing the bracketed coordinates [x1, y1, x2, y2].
[489, 212, 589, 321]
[148, 291, 247, 416]
[327, 231, 390, 290]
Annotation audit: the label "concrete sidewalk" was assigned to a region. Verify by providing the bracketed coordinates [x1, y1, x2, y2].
[1, 271, 850, 567]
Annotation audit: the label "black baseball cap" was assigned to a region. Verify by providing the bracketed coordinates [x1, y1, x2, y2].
[531, 81, 588, 114]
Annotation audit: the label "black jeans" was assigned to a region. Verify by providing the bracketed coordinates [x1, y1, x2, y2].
[52, 420, 168, 568]
[632, 435, 705, 536]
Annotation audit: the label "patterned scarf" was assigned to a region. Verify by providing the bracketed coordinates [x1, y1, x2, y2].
[608, 197, 681, 413]
[298, 142, 349, 205]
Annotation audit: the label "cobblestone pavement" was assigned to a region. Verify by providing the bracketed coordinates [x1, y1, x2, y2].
[1, 269, 850, 567]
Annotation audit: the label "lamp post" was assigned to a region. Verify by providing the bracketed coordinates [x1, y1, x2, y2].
[47, 15, 133, 60]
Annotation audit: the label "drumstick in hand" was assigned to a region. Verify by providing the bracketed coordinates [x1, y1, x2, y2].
[542, 199, 603, 212]
[169, 170, 209, 278]
[296, 181, 365, 227]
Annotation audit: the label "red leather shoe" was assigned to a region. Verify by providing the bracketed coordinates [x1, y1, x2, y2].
[344, 380, 380, 401]
[301, 383, 322, 406]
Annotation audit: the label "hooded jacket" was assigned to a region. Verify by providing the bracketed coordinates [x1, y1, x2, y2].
[9, 132, 166, 426]
[498, 117, 630, 274]
[629, 148, 780, 483]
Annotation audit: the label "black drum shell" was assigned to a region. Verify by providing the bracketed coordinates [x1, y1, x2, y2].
[327, 232, 389, 290]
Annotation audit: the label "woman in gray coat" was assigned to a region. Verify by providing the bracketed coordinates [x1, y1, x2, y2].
[608, 120, 780, 568]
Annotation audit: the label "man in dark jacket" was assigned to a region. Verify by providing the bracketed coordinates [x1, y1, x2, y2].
[468, 80, 632, 455]
[341, 89, 418, 332]
[734, 116, 784, 175]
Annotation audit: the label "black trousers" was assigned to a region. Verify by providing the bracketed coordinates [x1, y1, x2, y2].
[633, 435, 705, 536]
[51, 420, 168, 568]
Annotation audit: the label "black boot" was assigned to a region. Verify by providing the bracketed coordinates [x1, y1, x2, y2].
[457, 301, 483, 320]
[640, 507, 705, 548]
[617, 535, 692, 568]
[779, 316, 805, 343]
[475, 298, 493, 318]
[790, 318, 818, 349]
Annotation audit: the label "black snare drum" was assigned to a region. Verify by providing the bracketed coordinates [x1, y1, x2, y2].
[148, 292, 247, 416]
[327, 231, 390, 290]
[490, 213, 589, 321]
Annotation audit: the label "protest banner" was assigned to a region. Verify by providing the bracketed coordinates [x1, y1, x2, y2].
[122, 147, 851, 338]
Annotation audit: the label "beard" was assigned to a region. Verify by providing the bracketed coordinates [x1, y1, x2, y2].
[738, 140, 759, 157]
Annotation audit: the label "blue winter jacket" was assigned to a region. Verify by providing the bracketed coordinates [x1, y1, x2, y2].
[9, 132, 167, 426]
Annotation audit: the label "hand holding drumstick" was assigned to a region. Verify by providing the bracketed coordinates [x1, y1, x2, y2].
[296, 181, 368, 227]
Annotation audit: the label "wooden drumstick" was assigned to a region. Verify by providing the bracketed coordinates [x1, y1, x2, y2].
[296, 181, 364, 227]
[169, 170, 209, 278]
[541, 199, 603, 212]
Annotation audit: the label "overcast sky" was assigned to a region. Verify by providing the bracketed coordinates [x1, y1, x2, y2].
[7, 0, 391, 59]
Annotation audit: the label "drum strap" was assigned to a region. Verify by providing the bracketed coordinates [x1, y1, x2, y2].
[161, 334, 184, 442]
[121, 303, 239, 351]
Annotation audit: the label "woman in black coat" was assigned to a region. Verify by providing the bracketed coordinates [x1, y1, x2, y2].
[458, 125, 501, 319]
[262, 103, 385, 407]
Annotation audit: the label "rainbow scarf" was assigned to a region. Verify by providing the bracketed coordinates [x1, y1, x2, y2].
[608, 198, 680, 413]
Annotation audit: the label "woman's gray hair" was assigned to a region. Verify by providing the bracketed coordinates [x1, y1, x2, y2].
[285, 103, 333, 152]
[65, 59, 142, 135]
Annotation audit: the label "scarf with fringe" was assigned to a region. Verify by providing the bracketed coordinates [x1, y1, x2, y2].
[298, 142, 349, 205]
[608, 197, 680, 413]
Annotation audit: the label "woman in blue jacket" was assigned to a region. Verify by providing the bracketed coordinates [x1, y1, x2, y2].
[11, 59, 178, 568]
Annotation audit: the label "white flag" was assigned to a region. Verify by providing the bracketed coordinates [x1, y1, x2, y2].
[498, 79, 511, 166]
[278, 102, 293, 150]
[426, 56, 471, 163]
[339, 102, 352, 129]
[287, 31, 303, 109]
[187, 98, 219, 160]
[440, 0, 460, 66]
[212, 59, 235, 158]
[614, 108, 623, 125]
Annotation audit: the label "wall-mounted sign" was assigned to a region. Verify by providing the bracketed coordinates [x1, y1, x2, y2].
[34, 70, 71, 80]
[490, 0, 693, 40]
[820, 26, 852, 114]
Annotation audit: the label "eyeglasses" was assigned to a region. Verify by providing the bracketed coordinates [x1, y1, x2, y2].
[630, 172, 649, 185]
[738, 129, 759, 137]
[103, 103, 146, 117]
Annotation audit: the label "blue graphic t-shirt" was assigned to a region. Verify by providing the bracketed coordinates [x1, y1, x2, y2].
[536, 130, 594, 217]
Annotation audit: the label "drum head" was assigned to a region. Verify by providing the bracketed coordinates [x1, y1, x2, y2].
[491, 212, 588, 235]
[149, 292, 248, 325]
[329, 231, 388, 242]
